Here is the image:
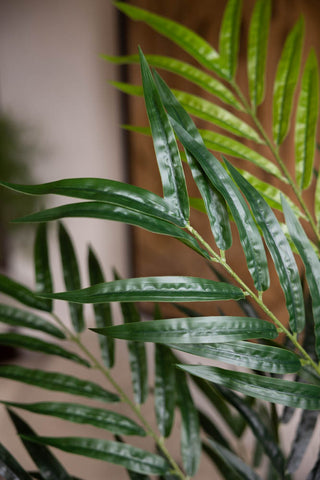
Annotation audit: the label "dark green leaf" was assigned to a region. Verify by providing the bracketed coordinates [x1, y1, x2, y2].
[203, 441, 243, 480]
[218, 0, 242, 80]
[0, 333, 89, 366]
[94, 316, 277, 344]
[41, 276, 245, 304]
[0, 304, 65, 339]
[295, 49, 319, 189]
[248, 0, 271, 109]
[273, 17, 304, 145]
[0, 274, 51, 312]
[155, 344, 175, 437]
[307, 449, 320, 480]
[176, 370, 200, 476]
[198, 410, 231, 450]
[20, 436, 170, 476]
[0, 442, 32, 480]
[0, 365, 119, 402]
[139, 49, 189, 223]
[58, 222, 84, 333]
[286, 409, 318, 474]
[4, 401, 145, 437]
[88, 247, 114, 368]
[7, 409, 72, 480]
[34, 223, 53, 312]
[170, 341, 300, 374]
[227, 161, 305, 333]
[179, 364, 320, 409]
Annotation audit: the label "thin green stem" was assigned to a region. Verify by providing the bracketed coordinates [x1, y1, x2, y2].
[50, 313, 187, 480]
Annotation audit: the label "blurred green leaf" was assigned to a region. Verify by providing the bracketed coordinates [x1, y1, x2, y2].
[218, 0, 242, 80]
[34, 223, 53, 312]
[0, 441, 33, 480]
[0, 274, 51, 312]
[155, 344, 175, 437]
[286, 409, 318, 474]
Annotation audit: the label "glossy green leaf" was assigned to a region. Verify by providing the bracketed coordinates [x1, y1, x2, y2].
[104, 54, 241, 109]
[155, 344, 175, 437]
[282, 197, 320, 356]
[21, 436, 170, 476]
[273, 17, 304, 145]
[200, 129, 284, 180]
[179, 365, 320, 409]
[114, 2, 223, 76]
[88, 247, 114, 368]
[248, 0, 271, 109]
[1, 177, 186, 227]
[170, 341, 300, 374]
[14, 202, 209, 260]
[216, 386, 285, 476]
[58, 222, 84, 333]
[0, 333, 89, 367]
[0, 304, 65, 339]
[95, 316, 278, 344]
[176, 370, 200, 476]
[218, 0, 242, 80]
[0, 442, 33, 480]
[206, 438, 262, 480]
[139, 50, 189, 223]
[0, 365, 119, 402]
[34, 223, 53, 312]
[295, 49, 319, 190]
[0, 274, 51, 312]
[7, 409, 73, 480]
[286, 409, 318, 474]
[227, 162, 305, 333]
[41, 276, 244, 304]
[4, 401, 145, 437]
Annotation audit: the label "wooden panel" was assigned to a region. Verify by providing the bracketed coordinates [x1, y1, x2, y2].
[123, 0, 320, 318]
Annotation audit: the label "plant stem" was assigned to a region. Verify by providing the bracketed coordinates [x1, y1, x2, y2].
[51, 313, 187, 480]
[187, 224, 320, 377]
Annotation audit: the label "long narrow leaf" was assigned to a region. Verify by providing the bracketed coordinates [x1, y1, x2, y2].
[94, 316, 278, 344]
[7, 409, 73, 480]
[21, 436, 170, 476]
[155, 344, 175, 437]
[248, 0, 271, 109]
[202, 441, 243, 480]
[0, 274, 51, 312]
[0, 365, 119, 402]
[273, 17, 304, 145]
[218, 0, 242, 80]
[0, 304, 65, 339]
[295, 49, 319, 190]
[282, 197, 320, 357]
[34, 223, 53, 312]
[88, 248, 114, 368]
[176, 370, 201, 477]
[286, 409, 318, 474]
[58, 223, 84, 333]
[4, 401, 146, 437]
[179, 364, 320, 409]
[228, 161, 305, 333]
[307, 449, 320, 480]
[0, 442, 32, 480]
[139, 50, 189, 223]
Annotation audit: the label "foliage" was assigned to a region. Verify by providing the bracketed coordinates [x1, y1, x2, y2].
[1, 1, 320, 478]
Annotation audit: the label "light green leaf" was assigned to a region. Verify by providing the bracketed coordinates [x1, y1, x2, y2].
[4, 401, 146, 437]
[21, 436, 170, 476]
[0, 304, 65, 339]
[295, 49, 319, 190]
[227, 161, 305, 333]
[248, 0, 271, 109]
[88, 247, 114, 368]
[94, 316, 278, 344]
[155, 344, 175, 437]
[34, 223, 53, 312]
[282, 197, 320, 357]
[104, 54, 242, 109]
[0, 441, 33, 480]
[0, 333, 89, 367]
[170, 341, 300, 374]
[218, 0, 242, 80]
[179, 365, 320, 409]
[0, 365, 119, 403]
[176, 370, 200, 476]
[273, 17, 304, 145]
[114, 2, 223, 76]
[41, 276, 245, 304]
[58, 222, 84, 333]
[0, 274, 51, 312]
[139, 49, 189, 223]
